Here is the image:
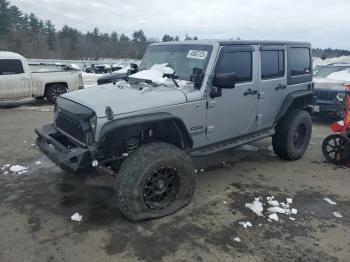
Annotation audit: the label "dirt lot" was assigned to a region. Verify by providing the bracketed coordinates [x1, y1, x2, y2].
[0, 105, 349, 262]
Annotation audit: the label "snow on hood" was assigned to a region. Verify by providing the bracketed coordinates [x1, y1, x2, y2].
[314, 69, 350, 84]
[129, 63, 175, 85]
[327, 69, 350, 83]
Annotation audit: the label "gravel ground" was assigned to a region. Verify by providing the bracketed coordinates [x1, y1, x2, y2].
[0, 106, 349, 262]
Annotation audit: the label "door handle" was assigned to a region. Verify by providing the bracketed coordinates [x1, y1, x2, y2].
[275, 84, 287, 90]
[244, 89, 258, 96]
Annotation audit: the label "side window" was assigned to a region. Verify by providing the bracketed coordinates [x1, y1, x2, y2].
[215, 51, 252, 83]
[289, 48, 311, 76]
[261, 50, 284, 79]
[0, 59, 25, 75]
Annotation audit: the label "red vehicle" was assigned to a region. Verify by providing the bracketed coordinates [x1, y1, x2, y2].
[322, 84, 350, 164]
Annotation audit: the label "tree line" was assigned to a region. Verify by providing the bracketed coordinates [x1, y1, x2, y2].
[0, 0, 349, 60]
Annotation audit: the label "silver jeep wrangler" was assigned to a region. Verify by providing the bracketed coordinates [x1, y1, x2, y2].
[36, 40, 314, 221]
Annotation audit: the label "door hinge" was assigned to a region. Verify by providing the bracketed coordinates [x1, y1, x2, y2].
[206, 126, 215, 133]
[206, 100, 216, 109]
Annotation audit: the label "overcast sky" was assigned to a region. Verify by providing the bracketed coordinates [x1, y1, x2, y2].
[10, 0, 350, 49]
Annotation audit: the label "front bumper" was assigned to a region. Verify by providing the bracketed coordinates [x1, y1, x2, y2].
[313, 101, 343, 119]
[35, 124, 92, 173]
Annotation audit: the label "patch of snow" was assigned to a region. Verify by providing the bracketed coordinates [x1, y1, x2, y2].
[245, 198, 264, 216]
[269, 213, 279, 221]
[286, 198, 293, 204]
[291, 208, 298, 215]
[240, 144, 259, 152]
[268, 206, 287, 214]
[323, 197, 337, 205]
[122, 153, 128, 157]
[223, 201, 228, 205]
[69, 63, 81, 70]
[289, 217, 296, 221]
[200, 169, 204, 172]
[130, 63, 175, 85]
[233, 237, 241, 243]
[71, 212, 83, 222]
[35, 161, 41, 165]
[4, 164, 10, 167]
[332, 212, 342, 218]
[3, 171, 8, 175]
[268, 200, 280, 207]
[239, 221, 252, 228]
[280, 202, 290, 209]
[9, 165, 27, 173]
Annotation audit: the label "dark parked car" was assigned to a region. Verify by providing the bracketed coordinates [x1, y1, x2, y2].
[313, 64, 350, 119]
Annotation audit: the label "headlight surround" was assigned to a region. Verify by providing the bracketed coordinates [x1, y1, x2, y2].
[89, 113, 97, 131]
[336, 93, 345, 102]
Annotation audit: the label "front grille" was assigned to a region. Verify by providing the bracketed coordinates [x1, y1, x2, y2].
[56, 111, 85, 144]
[314, 90, 337, 101]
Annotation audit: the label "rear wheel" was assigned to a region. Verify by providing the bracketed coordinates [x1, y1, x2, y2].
[273, 109, 312, 160]
[114, 142, 195, 222]
[322, 134, 350, 165]
[46, 84, 67, 103]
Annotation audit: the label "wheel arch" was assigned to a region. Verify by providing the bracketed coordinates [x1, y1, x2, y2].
[44, 82, 68, 96]
[275, 90, 314, 123]
[98, 112, 193, 151]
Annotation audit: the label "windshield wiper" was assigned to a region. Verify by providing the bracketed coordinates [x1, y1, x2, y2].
[164, 73, 179, 87]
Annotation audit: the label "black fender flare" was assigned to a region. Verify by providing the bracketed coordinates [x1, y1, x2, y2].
[275, 90, 314, 123]
[98, 112, 193, 150]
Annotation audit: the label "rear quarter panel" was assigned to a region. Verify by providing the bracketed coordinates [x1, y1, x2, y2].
[31, 71, 81, 97]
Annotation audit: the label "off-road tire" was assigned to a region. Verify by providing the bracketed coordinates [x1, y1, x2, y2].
[272, 109, 312, 160]
[114, 142, 195, 222]
[46, 84, 67, 104]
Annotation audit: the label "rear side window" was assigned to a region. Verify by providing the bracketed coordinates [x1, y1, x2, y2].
[0, 59, 24, 75]
[261, 50, 285, 79]
[215, 51, 252, 83]
[289, 48, 311, 76]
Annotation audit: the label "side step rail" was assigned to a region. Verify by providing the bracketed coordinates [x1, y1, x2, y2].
[190, 129, 275, 157]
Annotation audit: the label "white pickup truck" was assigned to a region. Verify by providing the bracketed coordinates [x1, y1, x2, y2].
[0, 51, 84, 105]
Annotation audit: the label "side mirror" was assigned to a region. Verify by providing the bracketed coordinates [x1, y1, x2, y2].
[190, 68, 204, 89]
[213, 72, 237, 89]
[129, 63, 139, 74]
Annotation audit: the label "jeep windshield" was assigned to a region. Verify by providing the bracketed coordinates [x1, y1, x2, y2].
[138, 44, 213, 81]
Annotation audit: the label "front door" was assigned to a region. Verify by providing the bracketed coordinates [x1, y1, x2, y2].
[206, 45, 259, 143]
[0, 59, 31, 100]
[257, 46, 287, 129]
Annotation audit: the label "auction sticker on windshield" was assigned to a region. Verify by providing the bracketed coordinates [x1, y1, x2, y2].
[187, 50, 208, 60]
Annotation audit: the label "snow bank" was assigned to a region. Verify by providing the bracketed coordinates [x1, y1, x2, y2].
[69, 64, 81, 70]
[313, 56, 350, 67]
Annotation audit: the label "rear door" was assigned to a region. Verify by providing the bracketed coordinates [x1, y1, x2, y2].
[257, 46, 287, 129]
[206, 45, 259, 142]
[0, 59, 31, 99]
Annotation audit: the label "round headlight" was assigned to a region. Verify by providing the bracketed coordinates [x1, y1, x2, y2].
[89, 114, 97, 131]
[336, 93, 345, 102]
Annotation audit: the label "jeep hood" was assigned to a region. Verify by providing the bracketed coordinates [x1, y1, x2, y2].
[61, 83, 188, 117]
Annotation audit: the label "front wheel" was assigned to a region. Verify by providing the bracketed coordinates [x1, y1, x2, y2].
[114, 142, 196, 222]
[322, 134, 350, 165]
[46, 84, 67, 103]
[273, 109, 312, 160]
